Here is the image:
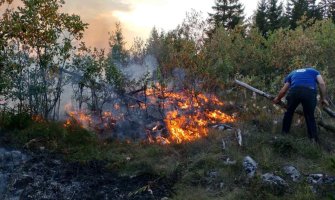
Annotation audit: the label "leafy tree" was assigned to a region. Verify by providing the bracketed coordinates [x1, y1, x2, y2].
[105, 59, 126, 96]
[0, 0, 87, 118]
[71, 45, 110, 112]
[208, 0, 245, 32]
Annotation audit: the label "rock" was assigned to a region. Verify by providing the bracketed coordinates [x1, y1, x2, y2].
[324, 176, 335, 185]
[222, 139, 226, 150]
[236, 129, 242, 146]
[283, 166, 301, 182]
[223, 157, 237, 165]
[208, 171, 218, 179]
[307, 174, 335, 195]
[243, 156, 257, 178]
[262, 173, 288, 187]
[0, 148, 27, 168]
[307, 174, 324, 184]
[307, 174, 335, 185]
[212, 124, 232, 131]
[261, 173, 288, 195]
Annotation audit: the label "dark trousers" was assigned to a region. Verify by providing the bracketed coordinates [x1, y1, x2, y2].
[282, 87, 318, 141]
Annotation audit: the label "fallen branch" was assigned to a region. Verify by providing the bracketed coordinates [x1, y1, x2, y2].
[234, 79, 335, 133]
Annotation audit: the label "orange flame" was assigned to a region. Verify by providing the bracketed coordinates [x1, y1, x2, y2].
[63, 84, 236, 144]
[63, 104, 115, 132]
[146, 84, 236, 144]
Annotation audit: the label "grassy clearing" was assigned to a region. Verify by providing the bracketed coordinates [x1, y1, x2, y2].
[0, 97, 334, 199]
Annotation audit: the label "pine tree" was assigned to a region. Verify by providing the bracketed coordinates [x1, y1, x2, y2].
[287, 0, 323, 29]
[255, 0, 284, 37]
[319, 0, 335, 21]
[255, 0, 268, 37]
[288, 0, 309, 29]
[267, 0, 284, 31]
[307, 0, 322, 20]
[108, 22, 128, 67]
[208, 0, 245, 31]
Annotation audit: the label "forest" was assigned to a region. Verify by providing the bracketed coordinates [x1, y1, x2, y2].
[0, 0, 335, 199]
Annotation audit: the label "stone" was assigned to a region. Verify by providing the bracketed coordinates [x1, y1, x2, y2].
[261, 173, 288, 195]
[324, 176, 335, 185]
[223, 158, 237, 165]
[283, 165, 301, 182]
[236, 129, 242, 146]
[243, 156, 257, 178]
[209, 171, 218, 178]
[262, 173, 288, 187]
[307, 174, 324, 184]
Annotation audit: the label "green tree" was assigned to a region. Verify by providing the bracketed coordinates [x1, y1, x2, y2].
[319, 0, 335, 21]
[287, 0, 322, 29]
[71, 46, 107, 112]
[108, 22, 128, 67]
[0, 0, 87, 118]
[267, 0, 284, 31]
[208, 0, 245, 32]
[307, 0, 323, 20]
[255, 0, 268, 37]
[287, 0, 309, 29]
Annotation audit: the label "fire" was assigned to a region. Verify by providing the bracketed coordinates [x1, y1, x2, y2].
[63, 84, 236, 144]
[146, 84, 236, 144]
[63, 104, 115, 133]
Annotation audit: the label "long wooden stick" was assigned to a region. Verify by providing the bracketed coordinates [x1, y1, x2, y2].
[234, 79, 289, 110]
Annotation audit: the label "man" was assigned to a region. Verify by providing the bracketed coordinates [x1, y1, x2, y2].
[273, 67, 329, 142]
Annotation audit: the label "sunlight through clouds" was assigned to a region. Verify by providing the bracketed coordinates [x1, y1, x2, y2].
[60, 0, 259, 49]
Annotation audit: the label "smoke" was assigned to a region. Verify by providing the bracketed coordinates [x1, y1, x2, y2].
[59, 84, 75, 120]
[121, 55, 158, 81]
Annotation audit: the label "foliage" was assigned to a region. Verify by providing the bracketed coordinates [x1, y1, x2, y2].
[0, 0, 87, 119]
[1, 1, 335, 199]
[208, 0, 245, 33]
[108, 22, 128, 67]
[255, 0, 285, 37]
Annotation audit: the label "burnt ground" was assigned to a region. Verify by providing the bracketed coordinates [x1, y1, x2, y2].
[0, 135, 174, 200]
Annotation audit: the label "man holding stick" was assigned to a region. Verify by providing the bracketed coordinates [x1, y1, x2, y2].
[273, 67, 329, 143]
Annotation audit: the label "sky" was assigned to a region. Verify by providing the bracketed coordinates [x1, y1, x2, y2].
[62, 0, 261, 49]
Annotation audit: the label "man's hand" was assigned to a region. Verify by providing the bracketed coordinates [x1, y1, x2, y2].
[272, 97, 281, 104]
[321, 98, 329, 107]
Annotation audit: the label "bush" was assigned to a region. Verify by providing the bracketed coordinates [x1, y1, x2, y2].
[1, 112, 32, 130]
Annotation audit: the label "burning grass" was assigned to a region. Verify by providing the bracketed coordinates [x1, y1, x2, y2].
[64, 84, 236, 144]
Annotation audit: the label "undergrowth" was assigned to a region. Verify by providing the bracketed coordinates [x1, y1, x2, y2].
[0, 95, 334, 200]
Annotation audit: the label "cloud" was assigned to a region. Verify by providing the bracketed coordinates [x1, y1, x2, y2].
[63, 0, 132, 18]
[62, 0, 137, 49]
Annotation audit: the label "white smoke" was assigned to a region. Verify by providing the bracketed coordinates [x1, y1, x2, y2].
[121, 55, 158, 81]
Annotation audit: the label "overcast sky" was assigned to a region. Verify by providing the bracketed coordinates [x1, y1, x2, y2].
[61, 0, 263, 49]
